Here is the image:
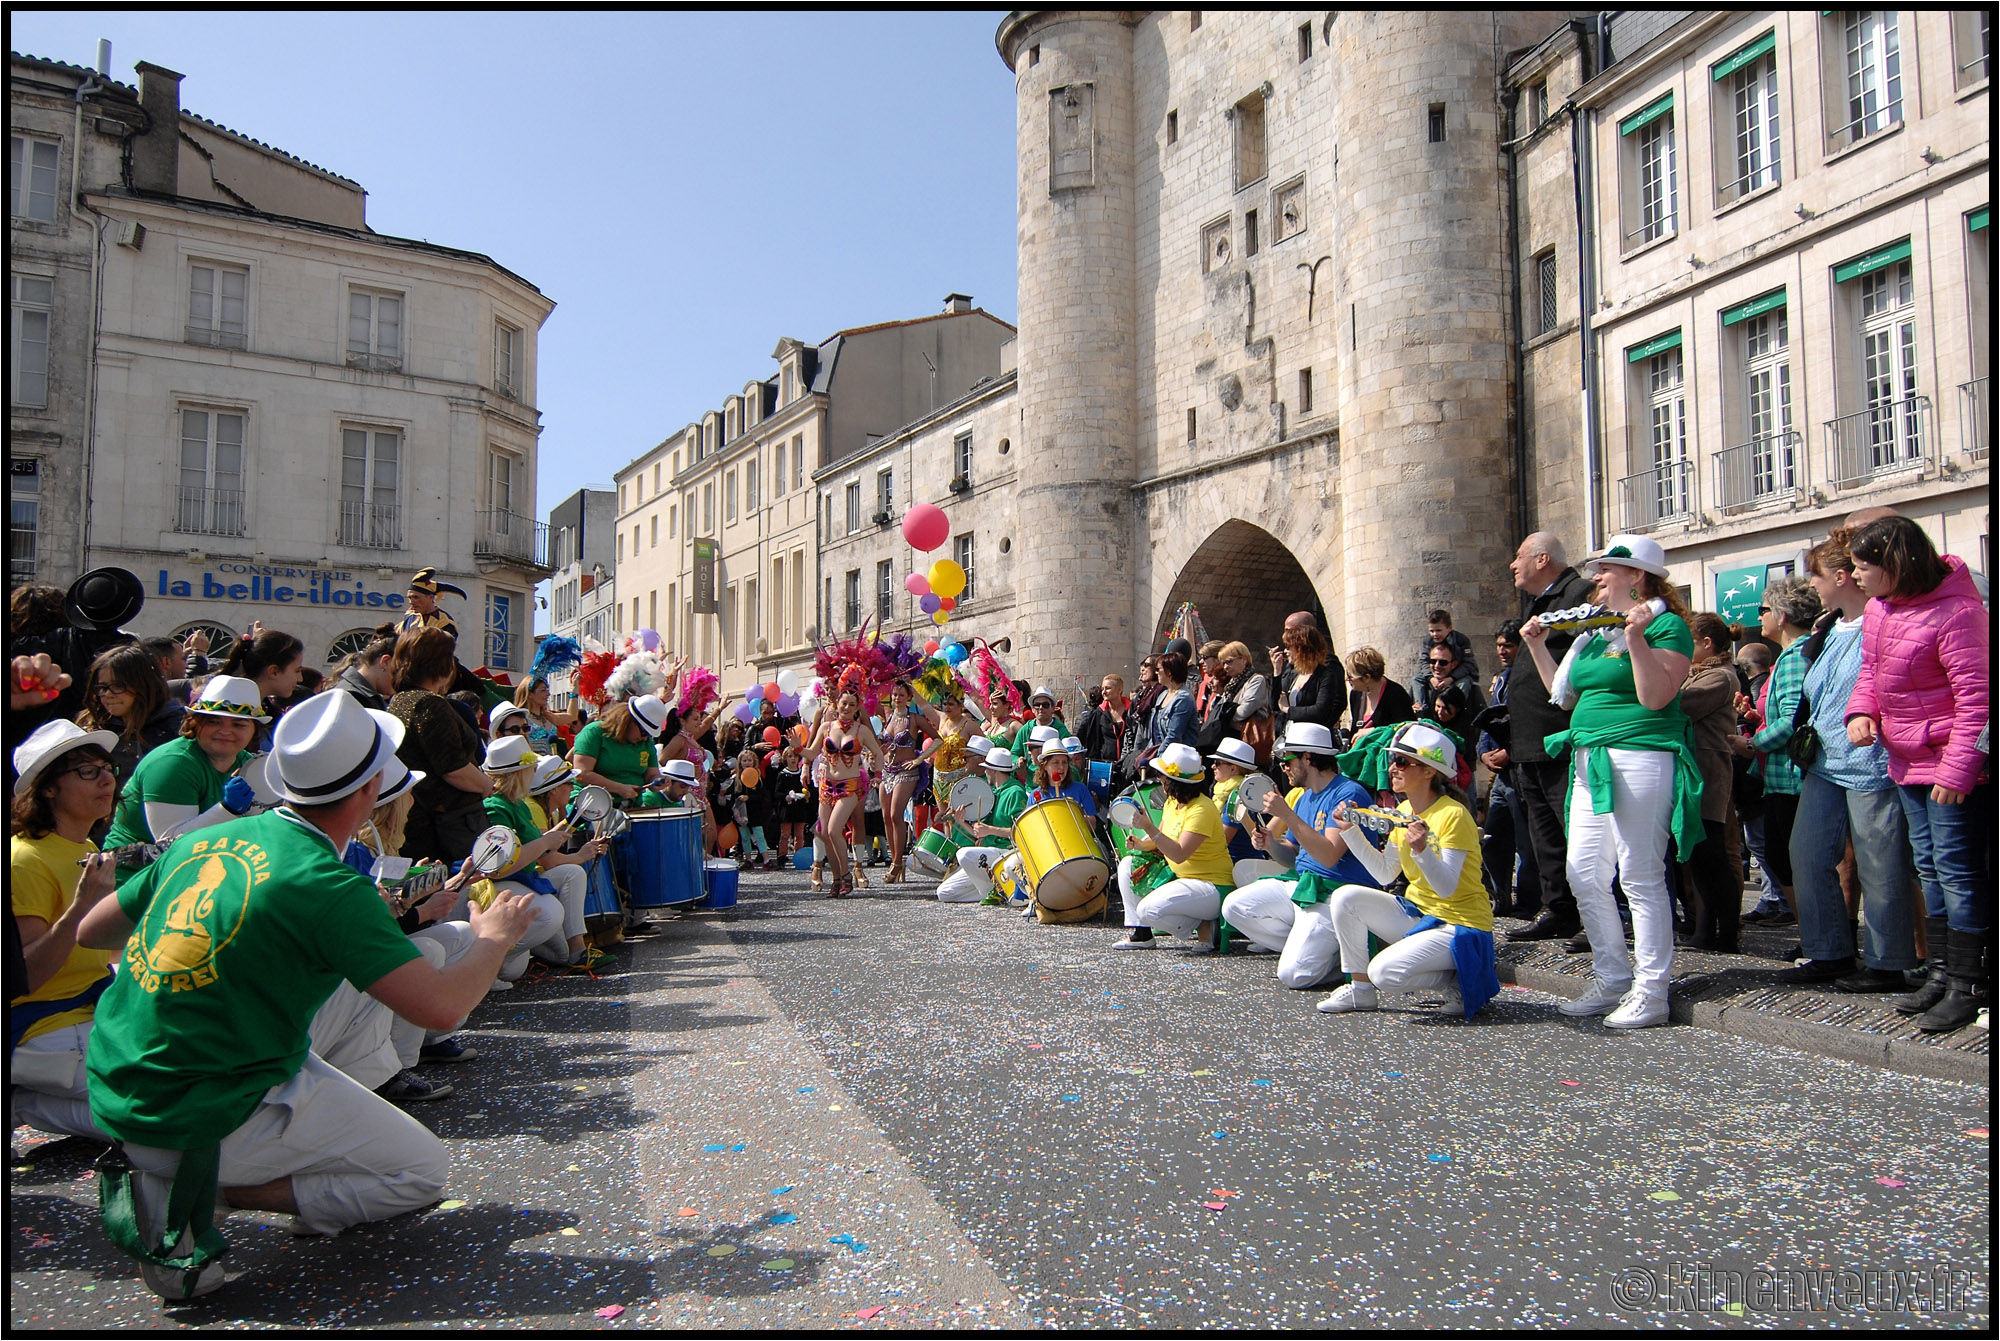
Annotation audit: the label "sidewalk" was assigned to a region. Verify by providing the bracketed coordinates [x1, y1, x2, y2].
[1496, 913, 1990, 1085]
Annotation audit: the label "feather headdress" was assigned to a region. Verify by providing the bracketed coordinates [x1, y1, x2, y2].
[811, 619, 902, 715]
[968, 640, 1024, 720]
[912, 658, 961, 706]
[675, 664, 720, 718]
[575, 650, 620, 706]
[527, 635, 582, 685]
[603, 651, 668, 705]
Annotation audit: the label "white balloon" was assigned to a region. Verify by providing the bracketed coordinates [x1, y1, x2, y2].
[775, 668, 800, 696]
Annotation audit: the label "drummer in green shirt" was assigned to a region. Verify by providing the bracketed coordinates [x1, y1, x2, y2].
[102, 677, 268, 850]
[1008, 687, 1067, 763]
[570, 694, 669, 807]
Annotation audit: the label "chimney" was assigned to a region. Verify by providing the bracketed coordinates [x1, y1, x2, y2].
[943, 293, 973, 314]
[131, 61, 183, 197]
[95, 39, 111, 76]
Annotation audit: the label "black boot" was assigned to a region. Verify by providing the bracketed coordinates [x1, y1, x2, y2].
[1890, 915, 1952, 1015]
[1916, 928, 1990, 1034]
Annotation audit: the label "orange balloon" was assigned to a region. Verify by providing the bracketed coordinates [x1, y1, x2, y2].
[763, 726, 782, 747]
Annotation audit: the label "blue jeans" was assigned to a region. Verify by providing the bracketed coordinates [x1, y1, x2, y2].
[1790, 771, 1917, 969]
[1741, 813, 1782, 907]
[1897, 782, 1993, 935]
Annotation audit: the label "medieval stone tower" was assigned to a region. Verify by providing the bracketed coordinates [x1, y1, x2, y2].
[998, 9, 1555, 691]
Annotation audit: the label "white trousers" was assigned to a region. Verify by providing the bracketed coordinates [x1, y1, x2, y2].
[1221, 879, 1339, 988]
[393, 921, 482, 1066]
[1566, 747, 1676, 998]
[10, 1020, 108, 1141]
[121, 1051, 448, 1238]
[541, 863, 589, 941]
[937, 847, 1016, 902]
[454, 885, 566, 978]
[1329, 884, 1459, 993]
[308, 978, 403, 1092]
[1117, 857, 1222, 938]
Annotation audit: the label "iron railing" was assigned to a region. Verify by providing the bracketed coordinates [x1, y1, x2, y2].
[474, 509, 550, 567]
[1616, 457, 1696, 531]
[1711, 431, 1803, 513]
[337, 499, 402, 550]
[174, 485, 246, 537]
[1959, 378, 1988, 461]
[1823, 395, 1932, 488]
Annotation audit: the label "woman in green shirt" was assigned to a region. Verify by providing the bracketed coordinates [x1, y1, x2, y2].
[101, 676, 268, 850]
[479, 737, 606, 972]
[570, 696, 668, 804]
[1520, 534, 1700, 1031]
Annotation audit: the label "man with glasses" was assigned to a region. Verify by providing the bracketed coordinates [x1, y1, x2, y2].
[1413, 641, 1486, 721]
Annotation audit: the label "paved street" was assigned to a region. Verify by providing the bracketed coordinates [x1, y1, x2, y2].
[10, 866, 1991, 1330]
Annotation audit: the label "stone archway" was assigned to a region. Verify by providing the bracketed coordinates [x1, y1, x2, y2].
[1151, 520, 1328, 653]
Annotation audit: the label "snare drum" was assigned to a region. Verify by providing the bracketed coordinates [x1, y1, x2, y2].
[911, 826, 964, 877]
[583, 853, 620, 920]
[619, 808, 703, 908]
[1012, 797, 1110, 911]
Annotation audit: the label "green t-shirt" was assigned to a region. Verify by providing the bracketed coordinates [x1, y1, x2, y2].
[482, 793, 544, 842]
[1010, 718, 1067, 762]
[103, 736, 250, 849]
[982, 780, 1029, 849]
[572, 721, 658, 790]
[86, 809, 421, 1149]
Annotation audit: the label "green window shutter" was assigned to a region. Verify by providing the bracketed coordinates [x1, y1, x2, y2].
[1619, 91, 1675, 136]
[1712, 31, 1777, 81]
[1721, 288, 1788, 327]
[1627, 329, 1684, 363]
[1832, 239, 1913, 283]
[1970, 207, 1990, 233]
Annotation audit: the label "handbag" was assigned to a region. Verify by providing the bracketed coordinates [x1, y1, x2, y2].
[1782, 615, 1837, 770]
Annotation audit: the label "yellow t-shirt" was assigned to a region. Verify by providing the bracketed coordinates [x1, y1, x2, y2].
[1387, 795, 1492, 931]
[1161, 795, 1236, 887]
[1212, 775, 1242, 820]
[9, 832, 116, 1043]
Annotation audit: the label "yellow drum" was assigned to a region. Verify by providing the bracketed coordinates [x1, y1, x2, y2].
[1012, 798, 1110, 911]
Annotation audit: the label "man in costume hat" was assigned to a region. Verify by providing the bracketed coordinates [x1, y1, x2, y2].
[399, 568, 466, 641]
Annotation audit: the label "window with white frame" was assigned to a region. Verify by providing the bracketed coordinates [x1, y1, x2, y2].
[488, 449, 517, 521]
[745, 575, 760, 643]
[746, 457, 759, 511]
[726, 469, 738, 525]
[820, 489, 832, 544]
[495, 322, 521, 396]
[955, 532, 977, 601]
[187, 262, 248, 349]
[485, 592, 517, 670]
[953, 430, 973, 486]
[1720, 296, 1796, 508]
[10, 275, 52, 408]
[9, 134, 59, 222]
[338, 426, 401, 549]
[876, 559, 893, 622]
[1829, 11, 1902, 152]
[1715, 35, 1781, 204]
[772, 556, 787, 647]
[347, 287, 403, 369]
[703, 482, 714, 534]
[9, 457, 40, 581]
[1953, 10, 1991, 89]
[843, 569, 861, 631]
[1621, 94, 1677, 248]
[177, 407, 247, 536]
[1646, 347, 1690, 520]
[651, 515, 658, 547]
[792, 434, 805, 489]
[845, 481, 861, 534]
[1849, 254, 1922, 474]
[877, 466, 893, 517]
[774, 439, 787, 495]
[669, 503, 677, 538]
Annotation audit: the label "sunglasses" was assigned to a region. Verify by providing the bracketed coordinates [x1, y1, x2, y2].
[61, 762, 115, 783]
[1756, 605, 1771, 614]
[1428, 658, 1454, 667]
[499, 722, 530, 734]
[94, 681, 129, 694]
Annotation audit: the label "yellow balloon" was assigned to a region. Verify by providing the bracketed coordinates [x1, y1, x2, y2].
[931, 611, 950, 626]
[928, 559, 966, 599]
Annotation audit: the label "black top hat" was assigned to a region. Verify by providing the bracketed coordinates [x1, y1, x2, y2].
[62, 567, 146, 632]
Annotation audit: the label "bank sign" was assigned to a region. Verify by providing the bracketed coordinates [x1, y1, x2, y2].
[155, 563, 409, 612]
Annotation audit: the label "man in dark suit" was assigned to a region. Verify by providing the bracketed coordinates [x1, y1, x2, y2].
[1502, 532, 1597, 942]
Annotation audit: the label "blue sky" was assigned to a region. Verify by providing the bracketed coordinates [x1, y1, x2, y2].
[12, 11, 1020, 623]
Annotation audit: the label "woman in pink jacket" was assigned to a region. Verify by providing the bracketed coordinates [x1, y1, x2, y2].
[1844, 516, 1990, 1033]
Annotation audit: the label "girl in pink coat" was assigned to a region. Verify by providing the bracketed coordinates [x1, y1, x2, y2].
[1844, 516, 1990, 1033]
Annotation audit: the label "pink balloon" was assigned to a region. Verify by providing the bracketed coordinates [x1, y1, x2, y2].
[902, 503, 950, 552]
[905, 572, 931, 597]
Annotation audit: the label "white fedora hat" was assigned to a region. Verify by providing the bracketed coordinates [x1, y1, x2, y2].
[1208, 738, 1257, 769]
[662, 758, 699, 785]
[1584, 534, 1672, 579]
[1150, 742, 1206, 781]
[527, 754, 575, 796]
[488, 701, 531, 736]
[12, 720, 119, 798]
[1029, 723, 1060, 746]
[189, 675, 271, 722]
[1062, 735, 1086, 755]
[1278, 722, 1337, 757]
[966, 735, 994, 758]
[1028, 685, 1056, 706]
[270, 692, 398, 805]
[483, 735, 535, 775]
[1386, 720, 1458, 780]
[376, 755, 424, 806]
[983, 747, 1017, 771]
[628, 694, 670, 737]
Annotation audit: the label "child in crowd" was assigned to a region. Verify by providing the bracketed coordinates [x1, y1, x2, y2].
[778, 745, 812, 866]
[728, 749, 776, 867]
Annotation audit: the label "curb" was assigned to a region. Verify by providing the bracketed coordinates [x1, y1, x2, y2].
[1499, 961, 1990, 1087]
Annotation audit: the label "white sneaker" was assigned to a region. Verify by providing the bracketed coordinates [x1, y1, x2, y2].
[1111, 934, 1158, 949]
[1604, 993, 1669, 1029]
[1434, 986, 1464, 1016]
[485, 978, 513, 993]
[1316, 981, 1379, 1013]
[1244, 943, 1276, 955]
[1557, 978, 1631, 1017]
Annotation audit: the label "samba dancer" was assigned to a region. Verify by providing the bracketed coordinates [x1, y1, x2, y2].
[804, 685, 888, 899]
[1221, 723, 1378, 987]
[1111, 744, 1236, 951]
[911, 688, 977, 821]
[879, 681, 929, 884]
[1316, 723, 1500, 1018]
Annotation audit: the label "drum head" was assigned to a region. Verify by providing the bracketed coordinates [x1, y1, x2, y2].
[1032, 857, 1109, 910]
[1235, 773, 1276, 820]
[238, 754, 284, 808]
[948, 775, 994, 822]
[1107, 797, 1144, 828]
[469, 825, 521, 876]
[572, 785, 615, 824]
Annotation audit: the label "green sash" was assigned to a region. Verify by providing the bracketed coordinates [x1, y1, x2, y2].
[96, 1140, 227, 1287]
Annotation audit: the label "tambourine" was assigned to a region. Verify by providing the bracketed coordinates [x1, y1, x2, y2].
[237, 754, 285, 809]
[569, 784, 615, 826]
[1234, 773, 1276, 822]
[463, 826, 523, 909]
[1341, 804, 1411, 834]
[1106, 796, 1146, 828]
[599, 807, 634, 838]
[1535, 603, 1628, 634]
[948, 775, 995, 823]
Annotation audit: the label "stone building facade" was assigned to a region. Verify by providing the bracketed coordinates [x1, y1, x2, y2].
[610, 302, 1014, 694]
[9, 50, 554, 667]
[543, 486, 617, 707]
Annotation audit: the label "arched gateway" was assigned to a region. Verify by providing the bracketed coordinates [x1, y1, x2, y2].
[1151, 521, 1329, 659]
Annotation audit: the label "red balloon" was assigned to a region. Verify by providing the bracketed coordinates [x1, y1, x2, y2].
[762, 682, 781, 703]
[902, 503, 950, 552]
[924, 639, 941, 655]
[939, 596, 956, 612]
[763, 726, 782, 747]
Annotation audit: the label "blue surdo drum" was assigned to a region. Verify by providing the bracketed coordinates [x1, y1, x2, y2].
[618, 808, 704, 908]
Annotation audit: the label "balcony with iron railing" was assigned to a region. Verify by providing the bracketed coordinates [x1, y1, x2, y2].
[1616, 457, 1697, 532]
[337, 499, 403, 550]
[1959, 377, 1988, 462]
[474, 509, 550, 569]
[1711, 431, 1803, 515]
[1822, 395, 1933, 489]
[174, 486, 246, 537]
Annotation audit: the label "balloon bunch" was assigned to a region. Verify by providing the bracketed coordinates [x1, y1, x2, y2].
[901, 504, 966, 629]
[733, 666, 804, 723]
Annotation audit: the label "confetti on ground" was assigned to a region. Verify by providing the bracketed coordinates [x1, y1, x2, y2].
[1968, 1128, 1989, 1138]
[830, 1104, 844, 1112]
[1648, 1191, 1682, 1202]
[1203, 1201, 1227, 1211]
[797, 1086, 816, 1092]
[595, 1305, 625, 1319]
[770, 1186, 794, 1195]
[1427, 1153, 1453, 1163]
[559, 1227, 581, 1236]
[830, 1234, 854, 1245]
[702, 1144, 728, 1152]
[1559, 1080, 1581, 1087]
[1213, 1131, 1229, 1140]
[676, 1208, 699, 1217]
[707, 1244, 738, 1257]
[1062, 1095, 1081, 1102]
[565, 1164, 583, 1172]
[1026, 1043, 1045, 1049]
[761, 1259, 795, 1271]
[437, 1199, 467, 1210]
[1384, 1072, 1404, 1079]
[1209, 1189, 1238, 1198]
[1252, 1079, 1273, 1086]
[1189, 1069, 1214, 1076]
[1875, 1177, 1906, 1187]
[855, 1306, 885, 1319]
[771, 1212, 798, 1224]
